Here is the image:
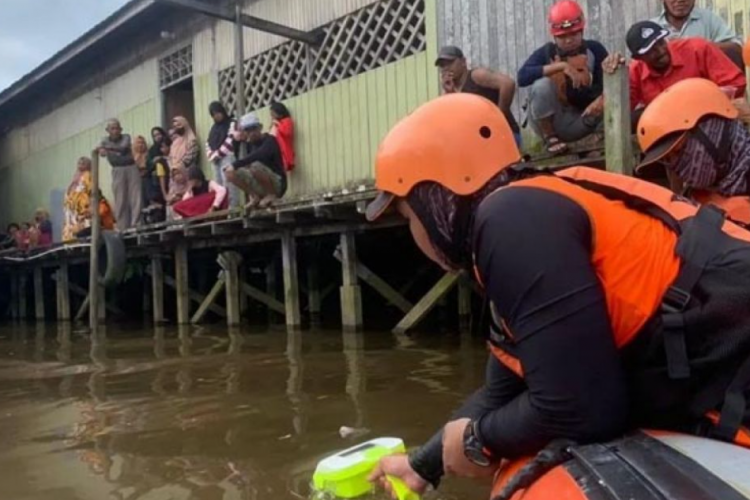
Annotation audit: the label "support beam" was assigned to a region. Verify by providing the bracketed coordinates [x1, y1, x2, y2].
[33, 267, 44, 321]
[157, 0, 323, 45]
[458, 277, 472, 320]
[61, 279, 122, 316]
[266, 258, 279, 324]
[307, 263, 322, 324]
[281, 232, 301, 329]
[191, 272, 227, 324]
[56, 264, 71, 322]
[334, 248, 413, 314]
[241, 282, 286, 314]
[19, 272, 27, 320]
[603, 61, 633, 175]
[146, 267, 227, 318]
[338, 233, 363, 330]
[393, 272, 461, 334]
[151, 257, 165, 324]
[175, 243, 190, 324]
[219, 252, 243, 326]
[9, 272, 19, 320]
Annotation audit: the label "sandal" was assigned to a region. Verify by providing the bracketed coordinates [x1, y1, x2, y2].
[545, 135, 569, 156]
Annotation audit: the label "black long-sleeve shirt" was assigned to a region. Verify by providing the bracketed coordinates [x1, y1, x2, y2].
[410, 187, 630, 486]
[232, 133, 286, 180]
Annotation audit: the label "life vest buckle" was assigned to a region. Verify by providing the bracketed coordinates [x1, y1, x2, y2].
[661, 286, 692, 314]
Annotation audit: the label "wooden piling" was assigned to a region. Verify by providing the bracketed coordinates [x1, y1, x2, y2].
[9, 272, 19, 320]
[151, 257, 165, 323]
[266, 258, 279, 324]
[307, 264, 322, 324]
[339, 232, 363, 330]
[603, 57, 633, 175]
[33, 267, 44, 321]
[191, 272, 227, 324]
[220, 252, 243, 326]
[56, 264, 71, 322]
[19, 272, 27, 320]
[175, 243, 190, 324]
[393, 272, 461, 334]
[89, 150, 102, 332]
[281, 232, 302, 329]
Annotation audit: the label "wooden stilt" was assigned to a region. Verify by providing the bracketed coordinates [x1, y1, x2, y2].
[266, 258, 279, 325]
[334, 247, 412, 314]
[307, 264, 322, 325]
[458, 276, 472, 331]
[339, 233, 363, 330]
[146, 267, 227, 318]
[393, 272, 461, 334]
[56, 264, 71, 322]
[604, 64, 633, 175]
[281, 232, 301, 329]
[151, 257, 165, 324]
[9, 272, 19, 320]
[33, 267, 44, 321]
[97, 284, 106, 322]
[219, 252, 243, 326]
[19, 272, 27, 320]
[175, 243, 190, 324]
[191, 272, 227, 324]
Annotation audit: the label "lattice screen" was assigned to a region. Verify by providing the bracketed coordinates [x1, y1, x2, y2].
[159, 45, 193, 89]
[219, 0, 426, 115]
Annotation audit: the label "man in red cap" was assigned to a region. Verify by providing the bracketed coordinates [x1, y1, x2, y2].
[517, 0, 609, 155]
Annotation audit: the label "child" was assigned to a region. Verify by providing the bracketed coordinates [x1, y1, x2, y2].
[270, 101, 296, 172]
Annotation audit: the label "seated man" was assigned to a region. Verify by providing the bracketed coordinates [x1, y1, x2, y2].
[435, 45, 521, 146]
[653, 0, 743, 68]
[517, 0, 608, 155]
[604, 21, 746, 112]
[225, 113, 287, 209]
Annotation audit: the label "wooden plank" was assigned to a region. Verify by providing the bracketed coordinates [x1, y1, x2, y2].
[241, 282, 286, 314]
[393, 272, 460, 334]
[339, 232, 363, 329]
[56, 264, 71, 322]
[220, 252, 243, 326]
[281, 232, 302, 329]
[33, 267, 44, 321]
[333, 247, 413, 314]
[151, 257, 165, 323]
[191, 273, 227, 324]
[603, 67, 633, 176]
[175, 243, 190, 324]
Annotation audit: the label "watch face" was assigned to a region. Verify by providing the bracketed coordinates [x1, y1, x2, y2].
[465, 445, 492, 467]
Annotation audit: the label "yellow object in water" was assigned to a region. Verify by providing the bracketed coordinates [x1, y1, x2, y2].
[312, 438, 420, 500]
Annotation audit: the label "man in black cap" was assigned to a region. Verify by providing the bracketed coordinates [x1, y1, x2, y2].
[435, 45, 521, 146]
[603, 20, 745, 111]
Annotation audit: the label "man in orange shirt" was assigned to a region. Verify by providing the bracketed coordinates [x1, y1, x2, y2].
[604, 21, 746, 112]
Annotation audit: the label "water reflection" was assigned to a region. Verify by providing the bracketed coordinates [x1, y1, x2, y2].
[0, 325, 487, 500]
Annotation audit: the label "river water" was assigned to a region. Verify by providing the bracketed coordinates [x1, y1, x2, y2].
[0, 324, 489, 500]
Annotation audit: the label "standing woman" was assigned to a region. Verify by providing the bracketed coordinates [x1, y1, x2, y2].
[206, 101, 241, 209]
[170, 116, 199, 171]
[270, 101, 296, 172]
[132, 135, 149, 207]
[63, 157, 116, 241]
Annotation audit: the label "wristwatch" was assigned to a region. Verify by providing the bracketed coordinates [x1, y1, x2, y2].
[463, 419, 494, 467]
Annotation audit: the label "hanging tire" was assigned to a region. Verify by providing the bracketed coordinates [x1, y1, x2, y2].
[98, 231, 126, 287]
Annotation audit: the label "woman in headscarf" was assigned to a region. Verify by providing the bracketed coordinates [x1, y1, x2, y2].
[141, 127, 171, 223]
[269, 101, 296, 172]
[132, 135, 149, 209]
[63, 157, 115, 241]
[206, 102, 241, 209]
[33, 208, 53, 247]
[637, 78, 750, 227]
[169, 116, 199, 171]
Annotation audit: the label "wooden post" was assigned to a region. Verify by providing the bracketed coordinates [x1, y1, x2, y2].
[56, 264, 71, 322]
[9, 272, 19, 320]
[281, 232, 301, 329]
[234, 1, 247, 125]
[339, 233, 363, 330]
[220, 252, 243, 326]
[458, 276, 472, 331]
[33, 267, 44, 321]
[151, 257, 165, 324]
[266, 258, 278, 325]
[19, 272, 27, 320]
[393, 272, 461, 334]
[89, 150, 102, 332]
[175, 243, 190, 324]
[307, 264, 322, 325]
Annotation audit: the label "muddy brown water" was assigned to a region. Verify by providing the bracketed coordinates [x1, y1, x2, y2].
[0, 324, 490, 500]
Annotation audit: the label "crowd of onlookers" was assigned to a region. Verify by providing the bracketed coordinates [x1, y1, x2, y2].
[437, 0, 745, 155]
[1, 210, 54, 251]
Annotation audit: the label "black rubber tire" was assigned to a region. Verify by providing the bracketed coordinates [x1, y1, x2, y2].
[98, 231, 126, 287]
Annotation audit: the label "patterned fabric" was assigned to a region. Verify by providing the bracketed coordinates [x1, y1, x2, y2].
[63, 171, 115, 241]
[673, 117, 750, 197]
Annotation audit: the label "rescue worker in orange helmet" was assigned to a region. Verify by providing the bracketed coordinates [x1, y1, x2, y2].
[366, 93, 750, 497]
[638, 78, 750, 227]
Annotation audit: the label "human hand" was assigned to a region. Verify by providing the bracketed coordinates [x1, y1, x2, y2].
[563, 63, 589, 89]
[582, 95, 604, 117]
[442, 418, 497, 478]
[602, 52, 626, 75]
[98, 147, 108, 157]
[368, 454, 429, 500]
[442, 71, 457, 93]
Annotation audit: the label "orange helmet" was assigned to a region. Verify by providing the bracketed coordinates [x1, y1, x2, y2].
[636, 78, 738, 172]
[744, 37, 750, 67]
[549, 1, 585, 37]
[366, 94, 522, 221]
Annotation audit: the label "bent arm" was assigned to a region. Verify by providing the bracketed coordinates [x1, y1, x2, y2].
[471, 67, 517, 110]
